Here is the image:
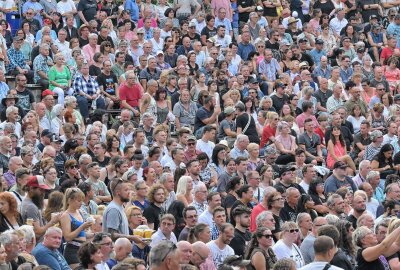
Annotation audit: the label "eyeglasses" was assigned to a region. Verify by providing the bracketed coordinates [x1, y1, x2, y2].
[186, 214, 198, 219]
[160, 242, 177, 262]
[69, 165, 78, 169]
[130, 213, 142, 217]
[377, 88, 385, 91]
[289, 229, 299, 233]
[26, 12, 33, 15]
[188, 142, 195, 146]
[100, 241, 113, 246]
[262, 234, 273, 238]
[194, 250, 208, 262]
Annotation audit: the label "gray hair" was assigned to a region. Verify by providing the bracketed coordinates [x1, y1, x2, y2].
[235, 134, 249, 146]
[17, 225, 35, 244]
[52, 104, 64, 118]
[44, 226, 62, 236]
[255, 211, 273, 228]
[277, 121, 290, 133]
[3, 122, 15, 131]
[20, 145, 33, 156]
[359, 160, 371, 170]
[366, 171, 380, 183]
[159, 173, 173, 184]
[64, 95, 77, 107]
[177, 55, 188, 63]
[78, 154, 92, 165]
[88, 33, 98, 40]
[0, 230, 17, 246]
[6, 106, 18, 118]
[149, 241, 177, 266]
[115, 237, 131, 249]
[193, 182, 207, 193]
[39, 43, 50, 50]
[325, 214, 340, 225]
[327, 194, 342, 208]
[134, 180, 146, 191]
[296, 212, 311, 225]
[353, 226, 372, 248]
[357, 213, 373, 228]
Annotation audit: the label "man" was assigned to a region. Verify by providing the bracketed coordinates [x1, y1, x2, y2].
[32, 227, 69, 270]
[93, 143, 111, 168]
[0, 106, 21, 138]
[6, 37, 33, 82]
[299, 164, 316, 193]
[119, 71, 143, 118]
[359, 182, 380, 218]
[191, 241, 210, 268]
[271, 82, 289, 113]
[0, 230, 26, 270]
[375, 220, 389, 244]
[207, 223, 235, 268]
[370, 67, 390, 93]
[3, 156, 23, 188]
[63, 15, 78, 41]
[280, 187, 301, 222]
[296, 104, 320, 134]
[345, 86, 368, 116]
[313, 57, 332, 84]
[85, 162, 111, 204]
[366, 170, 385, 203]
[103, 178, 142, 244]
[213, 25, 231, 50]
[211, 206, 227, 240]
[229, 206, 252, 257]
[347, 194, 367, 229]
[78, 182, 98, 220]
[352, 160, 371, 187]
[329, 9, 347, 36]
[258, 49, 282, 94]
[32, 43, 53, 89]
[327, 194, 345, 218]
[230, 134, 249, 160]
[250, 185, 276, 232]
[190, 182, 208, 215]
[85, 133, 99, 158]
[143, 184, 166, 230]
[183, 22, 201, 43]
[300, 217, 328, 264]
[97, 60, 119, 109]
[237, 31, 256, 61]
[176, 241, 193, 264]
[93, 232, 114, 270]
[309, 39, 326, 67]
[351, 121, 371, 162]
[198, 191, 222, 229]
[106, 238, 132, 269]
[326, 84, 344, 114]
[275, 166, 306, 194]
[387, 14, 400, 48]
[112, 52, 126, 79]
[299, 236, 342, 270]
[338, 55, 353, 84]
[325, 161, 357, 195]
[78, 154, 92, 180]
[375, 200, 400, 228]
[380, 36, 397, 65]
[0, 136, 12, 172]
[214, 7, 233, 36]
[217, 158, 237, 197]
[178, 206, 198, 241]
[194, 97, 220, 138]
[148, 241, 180, 270]
[384, 121, 398, 146]
[377, 183, 400, 217]
[176, 37, 193, 56]
[150, 214, 177, 247]
[77, 0, 97, 26]
[139, 57, 161, 90]
[160, 172, 175, 211]
[195, 125, 216, 159]
[21, 176, 60, 238]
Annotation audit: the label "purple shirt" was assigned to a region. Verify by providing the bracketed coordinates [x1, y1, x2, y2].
[4, 171, 16, 188]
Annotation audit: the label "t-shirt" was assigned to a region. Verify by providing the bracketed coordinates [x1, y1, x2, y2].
[119, 82, 143, 108]
[102, 201, 129, 235]
[235, 113, 259, 144]
[273, 240, 305, 269]
[207, 241, 235, 268]
[200, 27, 217, 40]
[77, 0, 98, 22]
[85, 179, 110, 199]
[237, 0, 255, 22]
[97, 72, 118, 95]
[32, 243, 70, 270]
[356, 248, 389, 270]
[229, 228, 252, 257]
[194, 106, 213, 131]
[143, 203, 164, 231]
[196, 139, 215, 160]
[300, 234, 316, 264]
[298, 132, 321, 156]
[20, 198, 43, 226]
[16, 89, 35, 113]
[299, 262, 344, 270]
[324, 174, 357, 195]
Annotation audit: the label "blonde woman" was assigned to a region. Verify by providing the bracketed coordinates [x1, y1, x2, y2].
[275, 121, 297, 164]
[176, 176, 193, 207]
[59, 188, 93, 269]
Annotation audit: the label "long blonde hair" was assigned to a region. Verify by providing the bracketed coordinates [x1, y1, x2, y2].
[63, 188, 85, 211]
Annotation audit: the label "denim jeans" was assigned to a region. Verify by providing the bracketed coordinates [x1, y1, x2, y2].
[76, 95, 106, 119]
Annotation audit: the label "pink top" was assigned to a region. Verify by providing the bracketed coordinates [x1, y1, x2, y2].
[200, 252, 217, 270]
[211, 0, 233, 20]
[384, 67, 400, 83]
[137, 18, 158, 28]
[296, 113, 319, 130]
[275, 134, 296, 152]
[82, 44, 100, 66]
[327, 141, 345, 168]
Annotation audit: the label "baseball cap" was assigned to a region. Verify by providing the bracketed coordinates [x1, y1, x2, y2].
[224, 106, 235, 115]
[187, 135, 196, 142]
[333, 161, 348, 170]
[156, 50, 164, 56]
[41, 89, 54, 98]
[275, 82, 285, 89]
[279, 165, 296, 177]
[370, 14, 378, 20]
[136, 28, 145, 34]
[189, 21, 196, 27]
[218, 140, 229, 148]
[298, 37, 308, 43]
[315, 39, 324, 45]
[53, 135, 63, 143]
[26, 175, 50, 190]
[256, 6, 264, 12]
[248, 77, 258, 84]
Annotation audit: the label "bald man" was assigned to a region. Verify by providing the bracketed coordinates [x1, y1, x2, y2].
[107, 238, 132, 269]
[176, 241, 192, 264]
[191, 241, 210, 268]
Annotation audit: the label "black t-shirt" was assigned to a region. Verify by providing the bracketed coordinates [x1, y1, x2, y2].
[312, 1, 335, 16]
[97, 72, 118, 95]
[356, 248, 388, 270]
[143, 203, 165, 231]
[238, 0, 255, 22]
[77, 0, 98, 22]
[271, 94, 289, 114]
[89, 65, 102, 77]
[229, 228, 252, 257]
[15, 89, 35, 114]
[331, 248, 354, 270]
[313, 89, 333, 108]
[272, 213, 282, 242]
[265, 40, 280, 51]
[182, 33, 201, 43]
[200, 27, 217, 40]
[94, 156, 111, 168]
[98, 35, 115, 48]
[79, 37, 89, 47]
[235, 113, 259, 144]
[279, 202, 298, 222]
[263, 4, 278, 16]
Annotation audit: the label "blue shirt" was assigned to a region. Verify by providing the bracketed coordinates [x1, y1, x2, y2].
[313, 65, 332, 80]
[32, 243, 70, 270]
[6, 46, 29, 73]
[238, 42, 255, 61]
[124, 0, 139, 22]
[309, 48, 326, 66]
[215, 17, 232, 32]
[22, 1, 44, 26]
[339, 67, 353, 84]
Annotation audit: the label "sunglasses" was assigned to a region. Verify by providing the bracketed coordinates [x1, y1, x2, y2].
[188, 142, 195, 146]
[105, 44, 111, 47]
[289, 229, 299, 233]
[262, 234, 273, 238]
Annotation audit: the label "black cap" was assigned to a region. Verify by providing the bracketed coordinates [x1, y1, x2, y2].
[298, 38, 308, 43]
[248, 77, 258, 84]
[357, 47, 364, 53]
[315, 39, 324, 45]
[275, 82, 285, 88]
[333, 161, 349, 169]
[370, 14, 378, 20]
[279, 166, 296, 177]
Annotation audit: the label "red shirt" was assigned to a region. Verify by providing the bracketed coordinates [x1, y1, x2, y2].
[381, 47, 394, 64]
[314, 127, 326, 146]
[119, 82, 143, 108]
[250, 203, 267, 232]
[260, 125, 276, 148]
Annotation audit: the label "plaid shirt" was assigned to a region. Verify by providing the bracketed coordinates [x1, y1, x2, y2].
[6, 47, 28, 73]
[73, 74, 100, 96]
[210, 223, 219, 240]
[33, 54, 53, 83]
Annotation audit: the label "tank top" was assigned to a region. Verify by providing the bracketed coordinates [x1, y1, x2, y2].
[248, 247, 277, 270]
[69, 213, 85, 238]
[156, 104, 169, 124]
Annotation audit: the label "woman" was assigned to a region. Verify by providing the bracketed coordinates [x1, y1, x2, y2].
[318, 23, 337, 56]
[244, 227, 277, 270]
[211, 144, 227, 177]
[272, 221, 305, 268]
[224, 177, 244, 218]
[296, 212, 312, 242]
[367, 103, 386, 132]
[260, 112, 279, 149]
[197, 153, 217, 189]
[21, 22, 35, 47]
[60, 188, 93, 269]
[223, 89, 241, 105]
[385, 58, 400, 94]
[164, 44, 178, 68]
[272, 258, 297, 270]
[371, 144, 398, 180]
[0, 20, 12, 48]
[125, 206, 151, 261]
[99, 157, 118, 187]
[289, 94, 302, 116]
[247, 143, 263, 171]
[297, 87, 317, 113]
[50, 104, 64, 136]
[336, 187, 354, 215]
[326, 126, 357, 172]
[362, 54, 374, 82]
[143, 167, 157, 187]
[187, 51, 199, 76]
[244, 96, 257, 122]
[259, 165, 276, 189]
[43, 167, 61, 198]
[48, 53, 73, 104]
[191, 73, 208, 102]
[313, 0, 335, 17]
[59, 160, 81, 186]
[16, 29, 32, 65]
[155, 88, 172, 125]
[132, 181, 150, 211]
[89, 52, 103, 78]
[347, 104, 366, 134]
[208, 80, 220, 107]
[336, 220, 355, 265]
[43, 191, 64, 222]
[308, 178, 329, 215]
[176, 176, 193, 207]
[100, 41, 115, 64]
[105, 135, 123, 158]
[0, 192, 23, 233]
[382, 93, 393, 118]
[187, 223, 211, 243]
[343, 25, 358, 44]
[353, 225, 400, 270]
[298, 194, 318, 220]
[77, 242, 103, 270]
[275, 121, 297, 165]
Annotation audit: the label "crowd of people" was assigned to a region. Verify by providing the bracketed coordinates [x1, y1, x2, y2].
[0, 0, 399, 269]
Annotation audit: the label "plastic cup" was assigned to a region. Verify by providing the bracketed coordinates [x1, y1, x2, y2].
[26, 218, 33, 226]
[144, 229, 153, 238]
[133, 229, 144, 237]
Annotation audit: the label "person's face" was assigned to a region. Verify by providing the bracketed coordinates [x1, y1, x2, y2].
[221, 227, 234, 244]
[384, 149, 394, 159]
[184, 210, 198, 227]
[226, 161, 236, 174]
[300, 215, 313, 230]
[237, 161, 248, 173]
[376, 226, 387, 243]
[287, 190, 300, 205]
[91, 249, 104, 265]
[238, 213, 251, 228]
[160, 219, 175, 235]
[353, 197, 366, 212]
[333, 197, 345, 214]
[389, 184, 400, 200]
[0, 199, 10, 215]
[45, 232, 62, 249]
[153, 187, 165, 203]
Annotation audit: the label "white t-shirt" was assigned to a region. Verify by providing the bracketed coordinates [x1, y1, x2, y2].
[300, 261, 344, 270]
[196, 139, 215, 160]
[56, 0, 77, 26]
[198, 209, 213, 228]
[206, 241, 234, 268]
[273, 240, 305, 269]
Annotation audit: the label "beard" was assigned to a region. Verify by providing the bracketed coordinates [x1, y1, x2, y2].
[210, 104, 215, 111]
[31, 192, 44, 209]
[120, 196, 130, 203]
